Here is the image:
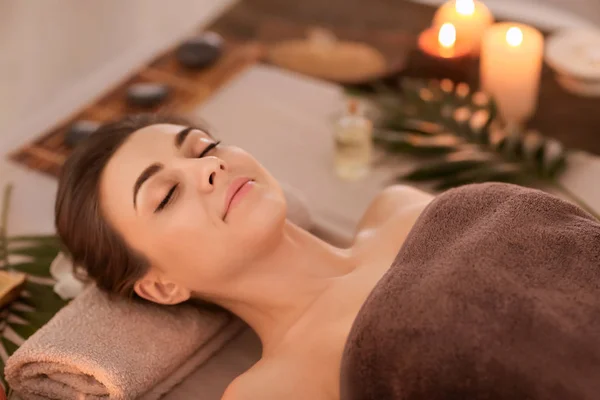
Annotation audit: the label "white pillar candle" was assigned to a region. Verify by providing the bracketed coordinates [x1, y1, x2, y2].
[480, 23, 544, 126]
[433, 0, 494, 54]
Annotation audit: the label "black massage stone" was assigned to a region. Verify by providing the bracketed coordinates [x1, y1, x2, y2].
[126, 83, 170, 108]
[65, 120, 101, 147]
[176, 32, 223, 69]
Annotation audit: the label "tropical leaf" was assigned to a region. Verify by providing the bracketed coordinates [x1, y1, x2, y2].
[8, 263, 52, 279]
[8, 322, 38, 340]
[7, 245, 59, 261]
[434, 163, 525, 191]
[374, 131, 464, 155]
[1, 339, 18, 358]
[0, 185, 68, 396]
[20, 281, 65, 310]
[402, 150, 497, 181]
[352, 77, 569, 190]
[7, 235, 60, 246]
[0, 359, 6, 395]
[9, 309, 57, 330]
[398, 119, 446, 135]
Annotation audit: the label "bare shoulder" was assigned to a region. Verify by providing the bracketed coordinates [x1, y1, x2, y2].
[355, 184, 434, 236]
[378, 184, 433, 208]
[221, 378, 244, 400]
[221, 358, 307, 400]
[221, 369, 261, 400]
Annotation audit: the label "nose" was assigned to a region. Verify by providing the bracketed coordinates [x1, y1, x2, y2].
[193, 157, 227, 193]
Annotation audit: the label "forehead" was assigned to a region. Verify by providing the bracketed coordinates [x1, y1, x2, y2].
[99, 124, 183, 215]
[106, 123, 182, 175]
[122, 123, 185, 154]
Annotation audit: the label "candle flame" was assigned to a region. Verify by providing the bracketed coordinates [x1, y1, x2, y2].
[455, 0, 475, 15]
[438, 23, 457, 49]
[506, 27, 523, 47]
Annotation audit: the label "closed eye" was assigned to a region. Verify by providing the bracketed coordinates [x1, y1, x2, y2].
[155, 141, 221, 213]
[198, 141, 221, 158]
[155, 184, 178, 213]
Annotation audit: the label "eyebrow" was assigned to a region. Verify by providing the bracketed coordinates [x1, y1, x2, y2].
[174, 125, 214, 149]
[174, 127, 194, 149]
[133, 126, 213, 209]
[133, 163, 163, 209]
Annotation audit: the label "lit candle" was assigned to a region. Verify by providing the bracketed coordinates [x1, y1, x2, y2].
[416, 23, 472, 82]
[480, 23, 544, 126]
[433, 0, 494, 54]
[438, 23, 457, 56]
[418, 23, 474, 59]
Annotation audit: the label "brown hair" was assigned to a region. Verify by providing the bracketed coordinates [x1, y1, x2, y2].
[55, 113, 197, 299]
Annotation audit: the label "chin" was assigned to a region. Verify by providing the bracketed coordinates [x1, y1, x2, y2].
[230, 181, 287, 255]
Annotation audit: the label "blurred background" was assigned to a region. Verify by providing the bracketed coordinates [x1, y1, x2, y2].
[1, 0, 599, 234]
[1, 0, 599, 134]
[0, 0, 233, 134]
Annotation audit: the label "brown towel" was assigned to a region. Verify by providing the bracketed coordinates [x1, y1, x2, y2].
[341, 182, 600, 400]
[5, 285, 245, 400]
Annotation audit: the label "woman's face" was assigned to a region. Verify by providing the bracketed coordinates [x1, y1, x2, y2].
[100, 123, 287, 303]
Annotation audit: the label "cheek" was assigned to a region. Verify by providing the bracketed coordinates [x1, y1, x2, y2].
[140, 212, 227, 284]
[229, 183, 287, 258]
[223, 146, 264, 172]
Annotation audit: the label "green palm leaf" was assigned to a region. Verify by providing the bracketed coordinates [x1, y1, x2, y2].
[350, 77, 569, 190]
[8, 322, 38, 340]
[9, 308, 56, 330]
[0, 359, 5, 394]
[7, 245, 59, 261]
[9, 263, 53, 278]
[402, 150, 497, 181]
[374, 131, 464, 155]
[19, 281, 66, 311]
[1, 339, 19, 358]
[434, 163, 525, 191]
[8, 236, 60, 246]
[397, 120, 446, 135]
[0, 185, 69, 396]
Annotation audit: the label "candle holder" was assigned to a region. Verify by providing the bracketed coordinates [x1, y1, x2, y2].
[412, 23, 473, 83]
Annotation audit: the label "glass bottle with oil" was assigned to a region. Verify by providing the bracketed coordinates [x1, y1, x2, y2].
[333, 100, 373, 181]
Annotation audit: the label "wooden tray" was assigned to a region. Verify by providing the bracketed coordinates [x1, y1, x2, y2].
[9, 40, 263, 178]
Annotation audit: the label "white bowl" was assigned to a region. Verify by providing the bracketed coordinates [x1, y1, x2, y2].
[545, 29, 600, 81]
[555, 74, 600, 97]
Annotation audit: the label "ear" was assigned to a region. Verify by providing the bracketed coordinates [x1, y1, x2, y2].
[134, 274, 191, 305]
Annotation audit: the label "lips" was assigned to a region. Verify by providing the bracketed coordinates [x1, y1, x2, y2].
[223, 177, 252, 219]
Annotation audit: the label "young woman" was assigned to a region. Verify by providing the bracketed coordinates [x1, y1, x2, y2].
[55, 114, 600, 400]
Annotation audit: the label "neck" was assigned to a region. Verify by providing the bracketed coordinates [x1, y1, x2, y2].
[214, 221, 354, 353]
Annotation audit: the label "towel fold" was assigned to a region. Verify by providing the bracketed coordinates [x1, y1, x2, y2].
[5, 285, 245, 400]
[341, 182, 600, 400]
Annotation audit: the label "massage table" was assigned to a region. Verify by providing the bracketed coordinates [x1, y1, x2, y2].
[159, 61, 600, 398]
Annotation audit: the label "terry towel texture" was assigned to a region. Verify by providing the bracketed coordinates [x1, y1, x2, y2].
[341, 182, 600, 400]
[5, 285, 245, 400]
